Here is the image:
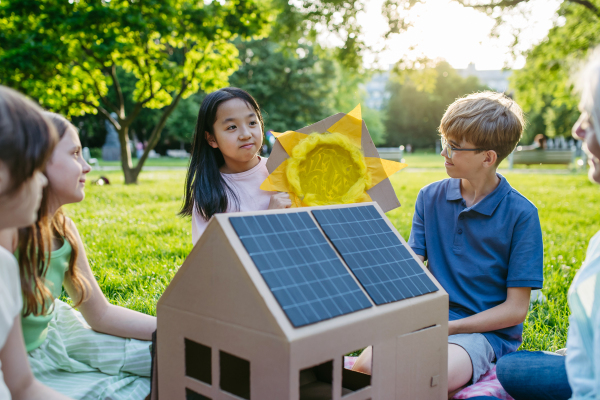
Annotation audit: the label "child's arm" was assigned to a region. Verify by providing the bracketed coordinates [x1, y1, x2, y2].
[62, 218, 156, 341]
[0, 316, 73, 400]
[448, 287, 531, 335]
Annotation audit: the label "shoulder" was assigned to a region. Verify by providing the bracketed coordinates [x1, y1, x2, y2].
[418, 178, 453, 197]
[0, 246, 21, 308]
[504, 187, 538, 217]
[0, 228, 18, 253]
[61, 215, 81, 235]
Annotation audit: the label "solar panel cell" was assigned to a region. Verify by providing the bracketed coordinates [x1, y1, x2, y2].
[312, 205, 438, 305]
[230, 213, 372, 328]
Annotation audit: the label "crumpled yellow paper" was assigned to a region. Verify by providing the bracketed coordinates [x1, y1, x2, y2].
[260, 104, 407, 207]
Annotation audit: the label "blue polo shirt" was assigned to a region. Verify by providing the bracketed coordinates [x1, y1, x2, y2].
[408, 174, 543, 359]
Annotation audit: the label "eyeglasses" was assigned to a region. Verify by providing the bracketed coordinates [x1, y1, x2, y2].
[441, 137, 486, 159]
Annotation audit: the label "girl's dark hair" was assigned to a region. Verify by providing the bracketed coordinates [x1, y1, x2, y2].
[18, 112, 91, 317]
[179, 87, 264, 220]
[0, 86, 57, 195]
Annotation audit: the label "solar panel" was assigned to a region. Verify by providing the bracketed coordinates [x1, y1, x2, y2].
[312, 205, 438, 305]
[230, 213, 372, 327]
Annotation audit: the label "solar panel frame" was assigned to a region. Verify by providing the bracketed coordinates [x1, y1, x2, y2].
[230, 212, 372, 328]
[312, 205, 438, 305]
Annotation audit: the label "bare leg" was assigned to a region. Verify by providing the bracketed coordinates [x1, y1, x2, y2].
[448, 344, 473, 394]
[351, 346, 372, 375]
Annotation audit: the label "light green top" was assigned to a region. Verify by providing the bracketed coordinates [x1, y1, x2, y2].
[21, 240, 70, 352]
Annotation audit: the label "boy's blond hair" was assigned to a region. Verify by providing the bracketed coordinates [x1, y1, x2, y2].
[439, 91, 525, 164]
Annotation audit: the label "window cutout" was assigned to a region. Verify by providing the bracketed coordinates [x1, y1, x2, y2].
[299, 360, 333, 400]
[342, 348, 371, 396]
[185, 338, 211, 385]
[220, 350, 250, 399]
[185, 388, 211, 400]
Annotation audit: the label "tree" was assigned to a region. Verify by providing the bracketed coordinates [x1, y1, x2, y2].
[229, 38, 382, 142]
[0, 0, 268, 183]
[384, 61, 488, 149]
[507, 1, 600, 142]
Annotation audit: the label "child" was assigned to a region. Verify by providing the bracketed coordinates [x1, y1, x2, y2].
[6, 112, 156, 399]
[180, 87, 291, 244]
[353, 92, 543, 395]
[0, 85, 70, 399]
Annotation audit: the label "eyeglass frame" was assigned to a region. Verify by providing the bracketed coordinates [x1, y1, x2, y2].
[440, 137, 487, 159]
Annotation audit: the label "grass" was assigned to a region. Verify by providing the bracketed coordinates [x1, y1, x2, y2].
[96, 151, 582, 171]
[64, 169, 600, 351]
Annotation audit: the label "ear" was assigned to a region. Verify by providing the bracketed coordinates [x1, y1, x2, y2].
[482, 150, 498, 168]
[0, 160, 10, 197]
[206, 131, 218, 149]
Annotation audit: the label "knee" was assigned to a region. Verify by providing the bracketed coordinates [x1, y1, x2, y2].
[496, 351, 530, 389]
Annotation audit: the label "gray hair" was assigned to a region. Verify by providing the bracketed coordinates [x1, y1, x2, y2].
[577, 46, 600, 143]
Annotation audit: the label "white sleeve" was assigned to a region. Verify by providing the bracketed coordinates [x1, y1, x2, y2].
[566, 270, 600, 399]
[0, 250, 22, 348]
[192, 207, 210, 246]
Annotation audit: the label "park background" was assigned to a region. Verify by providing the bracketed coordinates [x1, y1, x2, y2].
[1, 0, 600, 351]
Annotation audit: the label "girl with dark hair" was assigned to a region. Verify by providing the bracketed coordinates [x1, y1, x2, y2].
[3, 112, 155, 399]
[0, 85, 71, 399]
[180, 87, 291, 243]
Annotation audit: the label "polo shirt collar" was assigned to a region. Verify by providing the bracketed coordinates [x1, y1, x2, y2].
[446, 174, 512, 216]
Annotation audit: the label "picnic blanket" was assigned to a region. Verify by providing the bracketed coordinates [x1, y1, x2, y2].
[343, 356, 514, 400]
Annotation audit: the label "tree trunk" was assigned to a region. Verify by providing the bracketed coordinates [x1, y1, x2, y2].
[118, 126, 138, 184]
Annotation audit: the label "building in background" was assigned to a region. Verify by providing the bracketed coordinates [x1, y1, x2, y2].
[363, 63, 512, 111]
[363, 67, 392, 110]
[456, 63, 512, 93]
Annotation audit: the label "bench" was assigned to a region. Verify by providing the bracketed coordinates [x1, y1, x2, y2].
[166, 149, 190, 158]
[376, 147, 404, 163]
[508, 148, 575, 169]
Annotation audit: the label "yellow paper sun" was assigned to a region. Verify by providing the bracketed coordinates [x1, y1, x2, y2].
[260, 105, 407, 207]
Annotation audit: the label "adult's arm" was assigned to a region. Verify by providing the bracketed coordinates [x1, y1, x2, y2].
[448, 287, 531, 335]
[62, 218, 156, 341]
[0, 316, 72, 400]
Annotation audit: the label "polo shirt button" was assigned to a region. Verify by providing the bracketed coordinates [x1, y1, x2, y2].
[458, 229, 463, 234]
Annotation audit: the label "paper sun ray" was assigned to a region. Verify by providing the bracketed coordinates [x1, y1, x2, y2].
[260, 105, 407, 208]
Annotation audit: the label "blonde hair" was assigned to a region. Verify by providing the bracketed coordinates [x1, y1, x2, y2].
[439, 91, 525, 164]
[18, 112, 90, 317]
[577, 46, 600, 144]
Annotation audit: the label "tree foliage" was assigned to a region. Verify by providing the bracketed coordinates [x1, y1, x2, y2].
[0, 0, 268, 183]
[509, 1, 600, 142]
[384, 61, 488, 149]
[229, 38, 382, 143]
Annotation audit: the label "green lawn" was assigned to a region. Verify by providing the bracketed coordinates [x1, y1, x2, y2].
[96, 151, 581, 170]
[65, 169, 600, 351]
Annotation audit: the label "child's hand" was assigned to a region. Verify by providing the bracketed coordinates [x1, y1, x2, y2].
[268, 192, 292, 209]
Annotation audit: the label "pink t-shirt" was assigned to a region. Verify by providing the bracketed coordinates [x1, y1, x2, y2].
[192, 157, 275, 245]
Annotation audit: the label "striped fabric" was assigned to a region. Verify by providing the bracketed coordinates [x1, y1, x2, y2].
[27, 299, 151, 400]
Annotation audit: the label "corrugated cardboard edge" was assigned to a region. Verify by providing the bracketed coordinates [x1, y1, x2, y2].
[265, 113, 401, 213]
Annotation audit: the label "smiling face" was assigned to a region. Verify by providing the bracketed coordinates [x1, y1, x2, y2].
[45, 127, 91, 208]
[440, 136, 497, 179]
[573, 111, 600, 184]
[207, 98, 263, 173]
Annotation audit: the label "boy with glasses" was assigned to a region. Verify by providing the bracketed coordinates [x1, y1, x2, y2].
[353, 92, 543, 396]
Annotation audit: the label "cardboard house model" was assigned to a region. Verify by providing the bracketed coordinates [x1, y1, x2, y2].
[156, 203, 449, 400]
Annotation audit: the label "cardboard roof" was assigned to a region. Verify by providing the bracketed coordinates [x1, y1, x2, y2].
[158, 203, 446, 343]
[265, 113, 402, 213]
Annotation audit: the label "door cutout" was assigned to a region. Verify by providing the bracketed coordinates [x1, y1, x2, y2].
[299, 360, 333, 400]
[185, 388, 211, 400]
[342, 348, 371, 396]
